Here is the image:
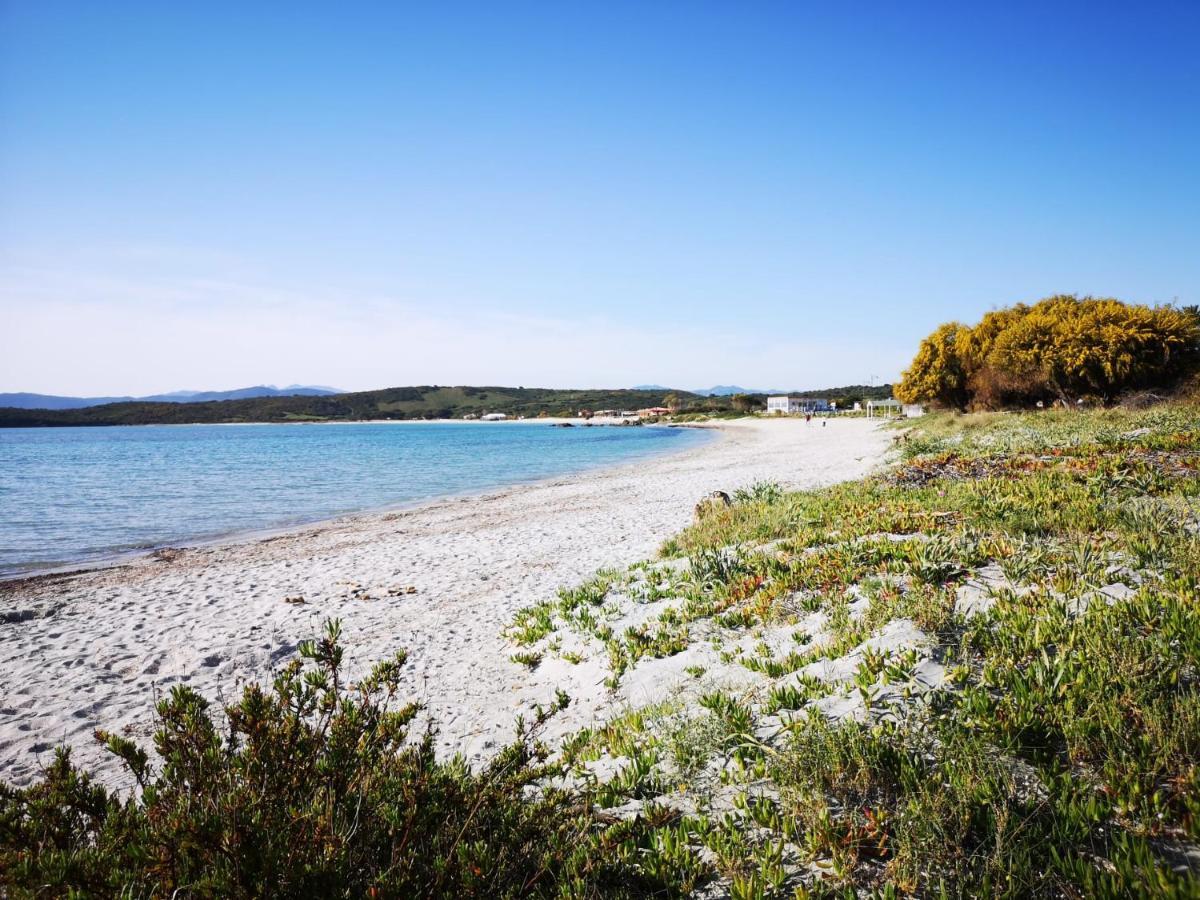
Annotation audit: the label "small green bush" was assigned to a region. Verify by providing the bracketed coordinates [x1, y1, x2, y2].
[0, 621, 682, 898]
[733, 481, 784, 505]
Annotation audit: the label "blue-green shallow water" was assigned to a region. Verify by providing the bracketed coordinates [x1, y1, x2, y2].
[0, 422, 710, 577]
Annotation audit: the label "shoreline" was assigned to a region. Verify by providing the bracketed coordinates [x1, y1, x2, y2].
[0, 417, 890, 788]
[0, 421, 716, 585]
[0, 414, 681, 429]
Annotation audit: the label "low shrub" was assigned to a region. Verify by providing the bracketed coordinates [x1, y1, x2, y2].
[0, 621, 684, 898]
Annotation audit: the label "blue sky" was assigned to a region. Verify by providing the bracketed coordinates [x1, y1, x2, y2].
[2, 1, 1197, 395]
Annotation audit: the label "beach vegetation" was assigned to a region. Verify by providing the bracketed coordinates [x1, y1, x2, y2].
[732, 481, 784, 505]
[0, 620, 702, 898]
[511, 649, 544, 669]
[510, 401, 1200, 894]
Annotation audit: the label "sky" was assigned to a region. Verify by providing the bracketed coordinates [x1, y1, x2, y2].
[2, 1, 1198, 396]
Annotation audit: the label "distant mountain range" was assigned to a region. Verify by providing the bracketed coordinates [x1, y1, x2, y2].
[696, 385, 786, 396]
[0, 385, 342, 410]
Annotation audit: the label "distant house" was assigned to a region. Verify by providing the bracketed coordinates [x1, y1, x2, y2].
[766, 396, 830, 415]
[766, 396, 798, 415]
[480, 412, 508, 421]
[592, 409, 617, 417]
[638, 406, 671, 417]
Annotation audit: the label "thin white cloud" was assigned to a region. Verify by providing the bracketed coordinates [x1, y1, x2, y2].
[0, 255, 910, 395]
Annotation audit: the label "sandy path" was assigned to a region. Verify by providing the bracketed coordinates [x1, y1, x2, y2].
[0, 418, 890, 788]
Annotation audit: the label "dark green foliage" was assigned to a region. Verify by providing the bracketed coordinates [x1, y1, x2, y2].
[0, 621, 686, 898]
[791, 384, 894, 405]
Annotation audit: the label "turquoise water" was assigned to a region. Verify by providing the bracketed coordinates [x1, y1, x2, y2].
[0, 422, 709, 576]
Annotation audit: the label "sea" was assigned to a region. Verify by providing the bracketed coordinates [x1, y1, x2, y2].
[0, 421, 710, 577]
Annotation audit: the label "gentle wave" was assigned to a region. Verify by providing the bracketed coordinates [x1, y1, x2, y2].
[0, 422, 710, 576]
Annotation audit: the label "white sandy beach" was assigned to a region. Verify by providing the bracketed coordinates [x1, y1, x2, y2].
[0, 417, 890, 788]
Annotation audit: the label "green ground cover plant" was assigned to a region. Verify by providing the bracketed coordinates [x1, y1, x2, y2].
[511, 403, 1200, 896]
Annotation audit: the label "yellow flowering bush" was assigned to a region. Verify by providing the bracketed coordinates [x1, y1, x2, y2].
[896, 295, 1200, 409]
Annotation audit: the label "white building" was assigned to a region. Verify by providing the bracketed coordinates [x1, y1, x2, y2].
[766, 396, 829, 415]
[480, 412, 508, 421]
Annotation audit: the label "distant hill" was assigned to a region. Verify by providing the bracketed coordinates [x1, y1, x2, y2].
[138, 385, 343, 403]
[0, 385, 342, 410]
[0, 386, 706, 427]
[787, 384, 894, 401]
[632, 384, 778, 395]
[0, 383, 898, 427]
[633, 383, 895, 399]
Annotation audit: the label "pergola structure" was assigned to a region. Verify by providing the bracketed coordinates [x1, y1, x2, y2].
[866, 398, 902, 418]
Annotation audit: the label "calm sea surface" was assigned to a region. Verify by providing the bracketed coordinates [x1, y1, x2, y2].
[0, 422, 710, 576]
